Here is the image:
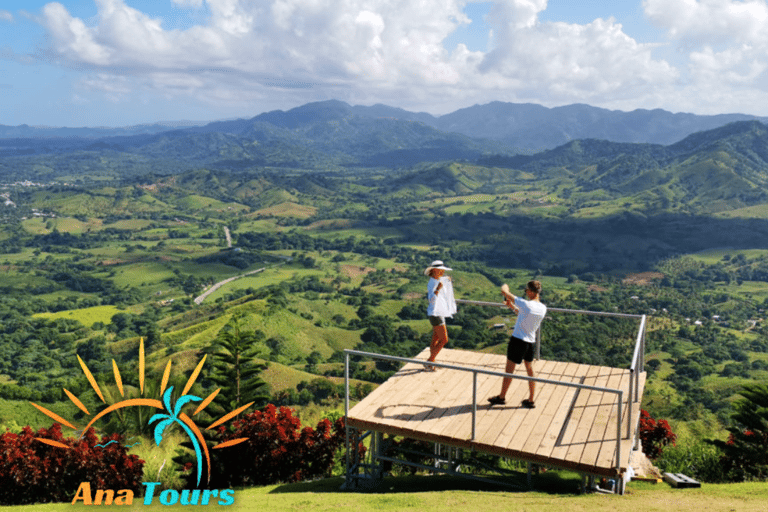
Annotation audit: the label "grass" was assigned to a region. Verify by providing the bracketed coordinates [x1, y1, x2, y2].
[715, 203, 768, 219]
[32, 305, 123, 328]
[110, 262, 180, 290]
[255, 202, 317, 219]
[256, 359, 370, 394]
[174, 195, 248, 212]
[715, 280, 768, 302]
[689, 248, 768, 264]
[260, 360, 319, 392]
[3, 477, 767, 511]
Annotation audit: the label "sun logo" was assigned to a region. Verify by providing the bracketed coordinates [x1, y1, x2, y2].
[29, 339, 253, 486]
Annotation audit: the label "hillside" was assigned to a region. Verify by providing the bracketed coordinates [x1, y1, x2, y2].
[476, 121, 768, 212]
[0, 104, 766, 225]
[3, 120, 768, 276]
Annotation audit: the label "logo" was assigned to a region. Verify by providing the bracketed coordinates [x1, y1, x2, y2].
[29, 339, 253, 506]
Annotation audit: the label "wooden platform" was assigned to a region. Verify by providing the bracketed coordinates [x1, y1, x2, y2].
[347, 348, 646, 478]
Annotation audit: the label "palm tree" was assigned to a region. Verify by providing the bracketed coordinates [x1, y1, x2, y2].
[149, 386, 204, 485]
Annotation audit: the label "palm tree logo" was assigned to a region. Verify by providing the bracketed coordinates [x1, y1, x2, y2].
[149, 387, 204, 485]
[30, 338, 253, 486]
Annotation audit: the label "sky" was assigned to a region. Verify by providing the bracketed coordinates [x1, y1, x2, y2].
[2, 0, 768, 127]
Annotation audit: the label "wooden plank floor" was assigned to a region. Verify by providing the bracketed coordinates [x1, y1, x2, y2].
[347, 348, 646, 478]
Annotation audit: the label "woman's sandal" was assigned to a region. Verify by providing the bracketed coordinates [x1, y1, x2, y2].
[487, 395, 506, 406]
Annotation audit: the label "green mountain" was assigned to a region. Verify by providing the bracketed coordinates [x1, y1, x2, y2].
[435, 101, 768, 150]
[476, 120, 768, 212]
[5, 99, 768, 183]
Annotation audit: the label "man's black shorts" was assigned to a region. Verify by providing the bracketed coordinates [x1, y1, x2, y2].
[507, 336, 534, 364]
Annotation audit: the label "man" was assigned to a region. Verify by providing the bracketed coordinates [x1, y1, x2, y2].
[488, 280, 547, 407]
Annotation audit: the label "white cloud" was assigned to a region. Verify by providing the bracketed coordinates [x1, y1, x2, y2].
[643, 0, 768, 112]
[479, 14, 675, 104]
[644, 0, 768, 46]
[172, 0, 205, 8]
[0, 10, 14, 22]
[33, 0, 767, 118]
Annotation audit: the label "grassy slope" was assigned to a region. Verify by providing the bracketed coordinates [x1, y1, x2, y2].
[3, 478, 766, 511]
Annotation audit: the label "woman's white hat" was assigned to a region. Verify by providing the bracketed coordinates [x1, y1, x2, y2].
[424, 260, 452, 275]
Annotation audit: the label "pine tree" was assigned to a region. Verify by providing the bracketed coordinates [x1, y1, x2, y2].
[205, 314, 270, 416]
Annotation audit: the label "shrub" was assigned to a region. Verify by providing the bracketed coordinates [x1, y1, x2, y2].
[0, 424, 144, 505]
[710, 383, 768, 481]
[655, 439, 726, 482]
[638, 409, 676, 459]
[204, 405, 347, 488]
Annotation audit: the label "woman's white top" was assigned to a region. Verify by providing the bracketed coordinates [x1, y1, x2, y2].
[427, 276, 457, 318]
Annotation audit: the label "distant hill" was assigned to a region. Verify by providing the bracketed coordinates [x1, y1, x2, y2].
[190, 99, 768, 151]
[0, 121, 203, 139]
[431, 102, 768, 150]
[3, 99, 767, 151]
[0, 102, 513, 177]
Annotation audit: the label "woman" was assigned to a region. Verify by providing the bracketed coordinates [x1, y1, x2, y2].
[424, 260, 456, 369]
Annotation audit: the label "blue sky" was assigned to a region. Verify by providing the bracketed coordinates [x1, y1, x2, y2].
[2, 0, 768, 127]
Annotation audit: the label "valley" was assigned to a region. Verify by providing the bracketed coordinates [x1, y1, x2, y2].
[0, 102, 767, 487]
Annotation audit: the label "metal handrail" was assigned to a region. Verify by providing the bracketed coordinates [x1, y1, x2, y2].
[627, 315, 647, 435]
[344, 349, 625, 474]
[456, 299, 645, 319]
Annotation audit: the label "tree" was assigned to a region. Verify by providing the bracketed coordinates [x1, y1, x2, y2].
[205, 315, 270, 416]
[710, 383, 768, 481]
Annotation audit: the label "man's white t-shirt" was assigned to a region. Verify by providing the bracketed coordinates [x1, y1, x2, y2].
[512, 299, 547, 343]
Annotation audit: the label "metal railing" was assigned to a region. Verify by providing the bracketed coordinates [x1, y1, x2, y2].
[344, 302, 648, 476]
[456, 299, 647, 438]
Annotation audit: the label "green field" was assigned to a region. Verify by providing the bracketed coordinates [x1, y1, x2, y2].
[32, 305, 125, 327]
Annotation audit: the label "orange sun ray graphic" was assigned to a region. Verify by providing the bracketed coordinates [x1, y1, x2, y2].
[29, 338, 250, 485]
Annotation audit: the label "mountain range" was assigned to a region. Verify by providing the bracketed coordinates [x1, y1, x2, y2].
[2, 99, 767, 151]
[117, 119, 768, 220]
[0, 99, 768, 213]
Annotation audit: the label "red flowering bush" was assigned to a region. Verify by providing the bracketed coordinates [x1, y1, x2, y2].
[0, 424, 144, 505]
[639, 409, 676, 459]
[206, 404, 348, 488]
